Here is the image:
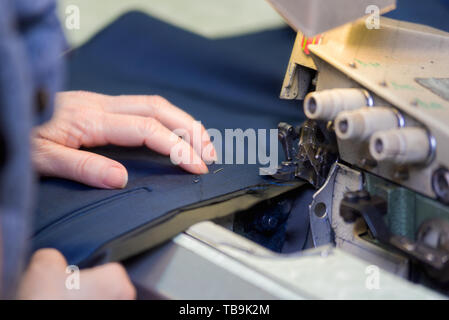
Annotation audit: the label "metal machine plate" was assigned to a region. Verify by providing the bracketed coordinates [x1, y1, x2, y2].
[126, 222, 443, 299]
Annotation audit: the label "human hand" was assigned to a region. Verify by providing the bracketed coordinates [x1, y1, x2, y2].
[32, 91, 216, 189]
[18, 249, 136, 300]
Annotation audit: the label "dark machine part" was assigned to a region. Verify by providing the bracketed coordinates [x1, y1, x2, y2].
[432, 167, 449, 205]
[340, 191, 449, 282]
[233, 185, 315, 253]
[273, 120, 339, 188]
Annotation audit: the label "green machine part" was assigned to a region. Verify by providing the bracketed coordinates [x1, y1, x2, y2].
[365, 173, 449, 240]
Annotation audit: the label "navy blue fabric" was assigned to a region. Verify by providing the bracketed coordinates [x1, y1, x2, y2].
[33, 12, 303, 265]
[385, 0, 449, 33]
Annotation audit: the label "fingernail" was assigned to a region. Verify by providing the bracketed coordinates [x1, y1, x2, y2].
[209, 146, 218, 162]
[103, 166, 128, 189]
[211, 152, 218, 162]
[199, 163, 209, 174]
[203, 157, 216, 165]
[202, 143, 218, 164]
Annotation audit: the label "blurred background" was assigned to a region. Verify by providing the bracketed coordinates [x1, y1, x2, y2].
[57, 0, 286, 47]
[57, 0, 449, 49]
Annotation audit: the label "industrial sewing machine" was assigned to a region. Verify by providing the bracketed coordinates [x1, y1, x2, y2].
[125, 0, 449, 299]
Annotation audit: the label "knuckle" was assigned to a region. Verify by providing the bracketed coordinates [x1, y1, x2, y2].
[147, 95, 168, 118]
[75, 154, 96, 178]
[141, 117, 160, 138]
[68, 112, 95, 147]
[149, 95, 168, 106]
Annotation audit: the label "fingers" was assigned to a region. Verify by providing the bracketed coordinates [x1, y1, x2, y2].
[79, 263, 136, 300]
[35, 92, 212, 186]
[27, 248, 68, 271]
[20, 249, 135, 300]
[33, 138, 128, 189]
[104, 95, 217, 163]
[99, 113, 209, 175]
[18, 249, 69, 300]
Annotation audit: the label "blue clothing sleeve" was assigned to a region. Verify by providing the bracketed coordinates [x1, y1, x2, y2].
[0, 0, 65, 298]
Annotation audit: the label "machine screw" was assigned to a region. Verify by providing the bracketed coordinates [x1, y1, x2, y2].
[432, 168, 449, 204]
[314, 202, 327, 218]
[260, 215, 279, 231]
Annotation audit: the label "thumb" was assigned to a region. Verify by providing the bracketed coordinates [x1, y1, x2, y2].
[78, 263, 136, 300]
[33, 139, 128, 189]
